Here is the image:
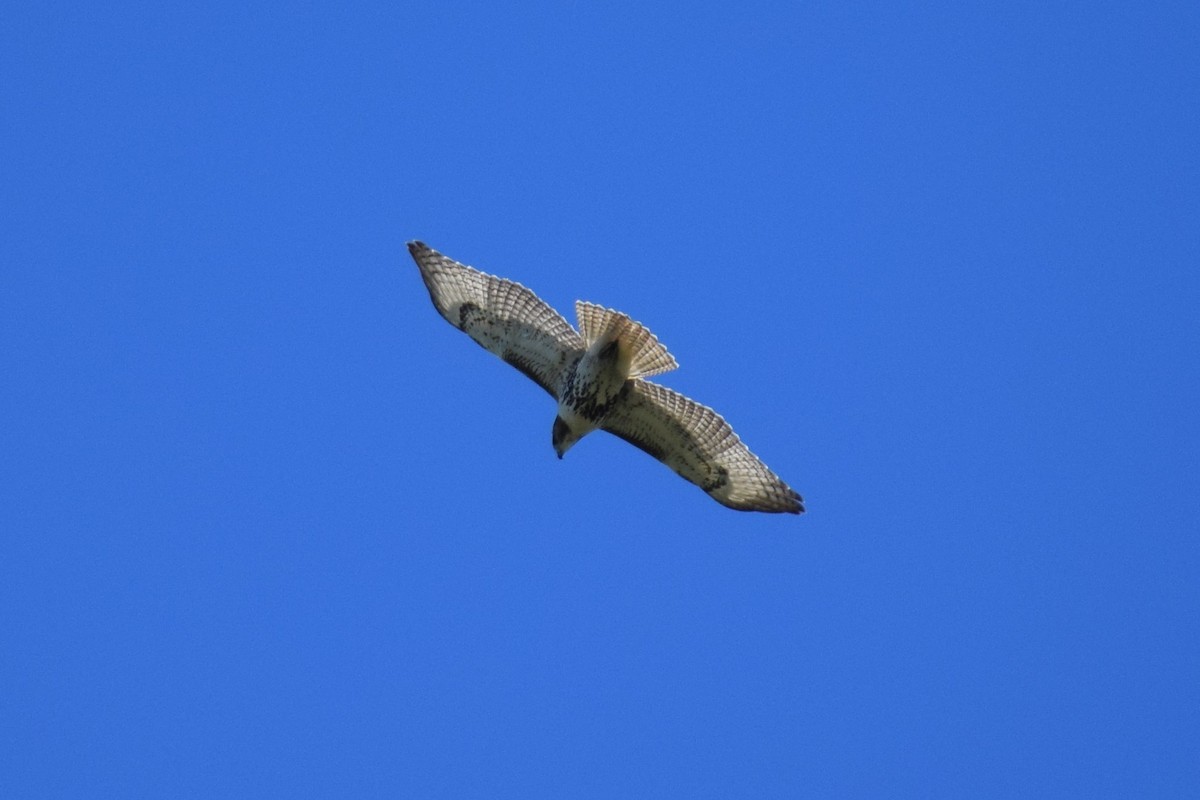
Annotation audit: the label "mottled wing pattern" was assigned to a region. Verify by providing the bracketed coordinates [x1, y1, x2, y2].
[408, 241, 585, 397]
[601, 379, 804, 514]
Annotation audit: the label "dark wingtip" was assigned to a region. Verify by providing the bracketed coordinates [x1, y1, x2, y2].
[407, 240, 429, 255]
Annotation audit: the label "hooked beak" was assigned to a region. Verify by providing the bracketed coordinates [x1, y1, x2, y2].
[552, 416, 570, 460]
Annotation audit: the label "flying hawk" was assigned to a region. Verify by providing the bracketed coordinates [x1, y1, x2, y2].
[408, 241, 804, 514]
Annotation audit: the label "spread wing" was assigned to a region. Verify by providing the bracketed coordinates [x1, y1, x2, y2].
[601, 379, 804, 514]
[409, 241, 585, 397]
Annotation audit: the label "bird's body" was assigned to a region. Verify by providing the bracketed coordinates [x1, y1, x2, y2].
[554, 339, 624, 450]
[408, 241, 804, 514]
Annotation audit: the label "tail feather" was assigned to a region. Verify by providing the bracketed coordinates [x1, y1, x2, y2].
[575, 300, 678, 378]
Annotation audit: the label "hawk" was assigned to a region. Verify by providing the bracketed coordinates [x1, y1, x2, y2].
[408, 241, 804, 514]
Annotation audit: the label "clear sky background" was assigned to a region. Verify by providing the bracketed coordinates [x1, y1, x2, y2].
[3, 2, 1198, 797]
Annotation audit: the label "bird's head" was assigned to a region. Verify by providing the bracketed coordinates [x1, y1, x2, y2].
[552, 415, 580, 459]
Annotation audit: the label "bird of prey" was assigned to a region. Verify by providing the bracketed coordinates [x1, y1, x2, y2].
[408, 241, 804, 514]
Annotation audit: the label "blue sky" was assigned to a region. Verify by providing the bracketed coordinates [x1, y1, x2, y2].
[2, 1, 1198, 796]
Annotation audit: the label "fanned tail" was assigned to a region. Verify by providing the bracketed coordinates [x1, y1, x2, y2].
[575, 300, 678, 378]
